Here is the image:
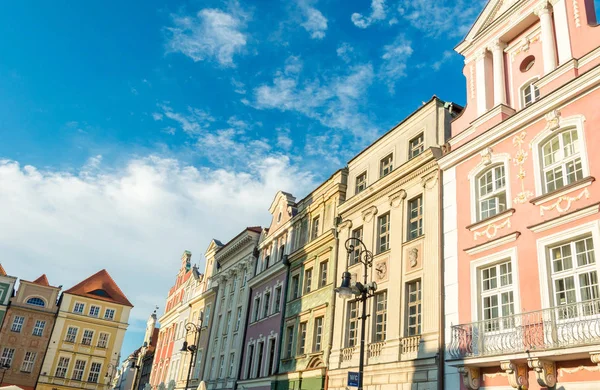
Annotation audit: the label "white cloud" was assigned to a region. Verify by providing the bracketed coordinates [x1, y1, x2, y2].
[379, 35, 413, 94]
[351, 0, 387, 29]
[336, 43, 355, 63]
[298, 1, 328, 39]
[396, 0, 486, 38]
[165, 4, 249, 67]
[231, 78, 246, 94]
[431, 50, 454, 71]
[0, 155, 315, 326]
[276, 128, 293, 150]
[158, 104, 215, 135]
[152, 112, 164, 121]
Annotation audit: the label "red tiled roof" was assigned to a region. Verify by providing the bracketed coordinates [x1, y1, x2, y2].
[64, 269, 133, 307]
[32, 274, 50, 286]
[247, 226, 262, 233]
[0, 264, 6, 276]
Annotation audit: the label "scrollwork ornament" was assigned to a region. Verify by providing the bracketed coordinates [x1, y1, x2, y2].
[501, 361, 529, 389]
[528, 358, 556, 388]
[458, 366, 480, 390]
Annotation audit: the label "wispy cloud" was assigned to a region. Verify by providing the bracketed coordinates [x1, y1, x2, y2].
[379, 35, 413, 94]
[152, 112, 164, 121]
[164, 3, 250, 67]
[276, 128, 293, 150]
[351, 0, 387, 29]
[298, 0, 328, 39]
[336, 43, 355, 63]
[231, 78, 246, 94]
[158, 104, 215, 135]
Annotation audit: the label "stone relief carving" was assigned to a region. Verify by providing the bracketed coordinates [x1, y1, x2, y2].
[528, 358, 557, 388]
[513, 131, 533, 204]
[480, 147, 493, 166]
[510, 35, 540, 62]
[458, 366, 480, 390]
[501, 361, 529, 389]
[408, 248, 419, 268]
[540, 188, 590, 216]
[374, 260, 387, 282]
[474, 218, 511, 240]
[389, 189, 407, 208]
[544, 109, 561, 131]
[362, 206, 378, 223]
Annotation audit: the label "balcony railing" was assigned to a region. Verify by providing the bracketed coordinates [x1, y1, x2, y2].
[449, 299, 600, 359]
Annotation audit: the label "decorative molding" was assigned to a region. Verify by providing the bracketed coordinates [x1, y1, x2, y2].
[483, 371, 507, 379]
[534, 1, 551, 17]
[458, 366, 480, 390]
[528, 358, 557, 388]
[474, 218, 511, 240]
[374, 260, 388, 282]
[544, 109, 561, 131]
[528, 202, 600, 232]
[464, 232, 521, 255]
[539, 188, 590, 215]
[488, 39, 507, 53]
[408, 248, 419, 268]
[511, 35, 540, 62]
[573, 0, 581, 27]
[559, 365, 600, 375]
[480, 147, 493, 166]
[501, 360, 529, 389]
[512, 131, 533, 204]
[388, 189, 407, 208]
[470, 65, 475, 99]
[361, 206, 378, 223]
[337, 219, 353, 232]
[467, 208, 515, 232]
[421, 173, 438, 190]
[530, 176, 594, 205]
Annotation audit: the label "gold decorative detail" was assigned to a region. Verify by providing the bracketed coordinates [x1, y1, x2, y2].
[480, 147, 493, 166]
[513, 131, 533, 204]
[528, 358, 556, 388]
[539, 188, 590, 215]
[474, 218, 511, 240]
[458, 366, 480, 390]
[501, 361, 529, 389]
[573, 0, 581, 27]
[511, 35, 540, 62]
[544, 109, 561, 131]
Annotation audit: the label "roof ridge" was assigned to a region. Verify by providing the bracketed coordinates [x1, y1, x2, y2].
[32, 274, 50, 286]
[64, 269, 133, 307]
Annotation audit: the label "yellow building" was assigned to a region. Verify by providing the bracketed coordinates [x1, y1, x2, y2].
[37, 269, 132, 390]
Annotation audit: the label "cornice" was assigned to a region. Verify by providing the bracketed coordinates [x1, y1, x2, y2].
[215, 234, 256, 262]
[288, 229, 335, 263]
[249, 261, 286, 288]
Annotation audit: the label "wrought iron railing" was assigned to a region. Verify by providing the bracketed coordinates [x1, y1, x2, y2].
[449, 299, 600, 359]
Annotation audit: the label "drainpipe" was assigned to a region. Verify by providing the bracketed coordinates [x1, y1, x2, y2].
[324, 210, 341, 390]
[438, 168, 445, 390]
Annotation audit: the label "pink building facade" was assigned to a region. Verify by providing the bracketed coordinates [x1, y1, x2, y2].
[442, 1, 600, 389]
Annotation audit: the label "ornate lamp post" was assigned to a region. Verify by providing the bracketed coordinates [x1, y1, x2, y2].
[181, 312, 203, 390]
[0, 363, 10, 384]
[335, 237, 377, 390]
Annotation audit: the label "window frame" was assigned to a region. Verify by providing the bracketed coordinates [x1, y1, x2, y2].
[11, 315, 25, 333]
[377, 213, 391, 254]
[408, 133, 425, 159]
[32, 320, 46, 337]
[319, 260, 328, 288]
[0, 348, 15, 367]
[89, 305, 100, 318]
[380, 153, 394, 178]
[350, 227, 363, 265]
[479, 261, 515, 332]
[519, 76, 540, 108]
[285, 325, 295, 358]
[72, 359, 86, 381]
[374, 291, 387, 342]
[263, 290, 271, 318]
[26, 297, 46, 307]
[311, 215, 320, 240]
[297, 321, 307, 355]
[55, 356, 70, 378]
[104, 308, 116, 321]
[476, 164, 508, 221]
[355, 171, 367, 195]
[313, 316, 324, 352]
[20, 351, 36, 373]
[540, 129, 585, 194]
[87, 362, 102, 383]
[82, 329, 94, 346]
[406, 280, 422, 336]
[304, 268, 313, 294]
[97, 332, 110, 348]
[291, 273, 300, 300]
[407, 196, 423, 241]
[347, 300, 359, 348]
[65, 326, 79, 343]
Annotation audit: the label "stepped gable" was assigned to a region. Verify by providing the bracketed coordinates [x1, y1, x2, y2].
[64, 269, 133, 307]
[32, 274, 50, 286]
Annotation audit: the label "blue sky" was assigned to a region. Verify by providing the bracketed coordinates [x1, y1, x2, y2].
[0, 0, 490, 357]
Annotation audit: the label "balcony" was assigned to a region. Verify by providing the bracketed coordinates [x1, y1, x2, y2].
[449, 299, 600, 359]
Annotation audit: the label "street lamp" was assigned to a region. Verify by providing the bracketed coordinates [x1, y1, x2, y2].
[181, 312, 203, 390]
[335, 237, 377, 390]
[0, 363, 10, 384]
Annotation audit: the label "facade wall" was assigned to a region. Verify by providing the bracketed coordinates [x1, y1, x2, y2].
[0, 271, 17, 329]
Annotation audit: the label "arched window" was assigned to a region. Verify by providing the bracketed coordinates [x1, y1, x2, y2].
[26, 297, 46, 307]
[541, 129, 583, 193]
[476, 165, 507, 221]
[521, 78, 540, 107]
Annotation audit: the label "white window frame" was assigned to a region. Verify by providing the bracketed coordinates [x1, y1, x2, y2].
[89, 305, 100, 317]
[479, 261, 515, 332]
[263, 289, 271, 318]
[32, 320, 46, 337]
[476, 164, 508, 221]
[347, 300, 359, 348]
[87, 361, 102, 383]
[409, 133, 425, 159]
[355, 171, 367, 195]
[55, 356, 70, 378]
[285, 325, 295, 358]
[291, 273, 300, 300]
[11, 315, 25, 332]
[530, 115, 589, 196]
[297, 321, 307, 355]
[73, 302, 85, 314]
[254, 340, 264, 378]
[65, 326, 79, 343]
[72, 359, 86, 381]
[380, 153, 394, 178]
[519, 76, 540, 108]
[313, 316, 324, 352]
[407, 196, 423, 241]
[253, 296, 261, 322]
[228, 352, 235, 378]
[318, 260, 328, 288]
[20, 351, 36, 373]
[311, 215, 320, 240]
[304, 268, 313, 294]
[245, 342, 255, 379]
[266, 335, 278, 376]
[350, 226, 363, 265]
[374, 290, 387, 342]
[82, 329, 94, 346]
[470, 247, 521, 322]
[104, 308, 116, 320]
[235, 307, 242, 332]
[97, 332, 110, 348]
[274, 285, 282, 313]
[468, 153, 512, 224]
[377, 213, 390, 253]
[1, 348, 15, 366]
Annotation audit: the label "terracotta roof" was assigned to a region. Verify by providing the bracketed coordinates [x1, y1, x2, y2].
[32, 274, 50, 286]
[0, 264, 6, 276]
[64, 269, 133, 307]
[247, 226, 262, 233]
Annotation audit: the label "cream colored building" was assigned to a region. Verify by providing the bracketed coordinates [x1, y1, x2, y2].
[327, 97, 460, 390]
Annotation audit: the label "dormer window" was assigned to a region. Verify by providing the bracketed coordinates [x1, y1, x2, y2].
[521, 78, 540, 107]
[380, 154, 393, 178]
[409, 133, 424, 159]
[26, 297, 46, 307]
[355, 172, 367, 194]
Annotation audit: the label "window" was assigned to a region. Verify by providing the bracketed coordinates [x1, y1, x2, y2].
[347, 301, 359, 347]
[26, 297, 45, 307]
[407, 280, 422, 336]
[228, 352, 235, 377]
[520, 55, 535, 72]
[311, 216, 320, 240]
[521, 78, 540, 107]
[205, 305, 211, 324]
[313, 317, 323, 352]
[225, 311, 232, 333]
[319, 261, 328, 288]
[408, 196, 423, 240]
[74, 302, 85, 314]
[291, 274, 300, 300]
[97, 332, 109, 348]
[1, 348, 15, 366]
[218, 355, 225, 378]
[256, 341, 264, 377]
[20, 351, 36, 373]
[274, 286, 282, 312]
[300, 218, 309, 247]
[11, 316, 25, 332]
[242, 269, 247, 287]
[263, 291, 271, 318]
[89, 305, 100, 317]
[298, 322, 307, 355]
[82, 330, 94, 346]
[66, 326, 78, 343]
[409, 133, 425, 159]
[246, 344, 254, 379]
[477, 165, 507, 221]
[73, 359, 86, 380]
[253, 297, 261, 322]
[304, 268, 313, 294]
[55, 356, 70, 378]
[104, 308, 116, 320]
[32, 320, 46, 337]
[355, 172, 367, 194]
[380, 154, 393, 178]
[210, 357, 215, 379]
[549, 236, 598, 318]
[88, 362, 102, 383]
[279, 244, 285, 261]
[235, 307, 242, 331]
[374, 291, 387, 342]
[285, 325, 294, 358]
[480, 262, 514, 331]
[541, 129, 584, 193]
[350, 227, 363, 266]
[377, 213, 390, 253]
[268, 338, 276, 375]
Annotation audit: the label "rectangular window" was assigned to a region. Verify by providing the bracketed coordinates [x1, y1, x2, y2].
[347, 301, 359, 347]
[408, 196, 423, 240]
[1, 348, 15, 366]
[350, 227, 363, 265]
[205, 305, 211, 324]
[319, 261, 328, 288]
[246, 345, 254, 379]
[268, 338, 276, 375]
[66, 327, 78, 343]
[20, 351, 36, 373]
[89, 305, 100, 317]
[253, 297, 261, 322]
[409, 133, 424, 159]
[32, 320, 46, 337]
[285, 325, 294, 358]
[480, 262, 514, 331]
[256, 341, 264, 378]
[304, 268, 313, 294]
[378, 213, 390, 253]
[87, 362, 102, 383]
[313, 317, 323, 352]
[104, 308, 116, 320]
[274, 286, 282, 312]
[55, 356, 70, 378]
[82, 329, 94, 346]
[73, 302, 85, 314]
[355, 172, 367, 194]
[374, 291, 387, 342]
[298, 322, 307, 355]
[311, 216, 320, 240]
[380, 153, 394, 177]
[235, 307, 242, 331]
[97, 332, 109, 348]
[407, 280, 422, 336]
[291, 274, 300, 300]
[11, 316, 25, 332]
[300, 218, 309, 247]
[218, 355, 225, 378]
[73, 359, 86, 381]
[263, 291, 271, 318]
[228, 352, 235, 378]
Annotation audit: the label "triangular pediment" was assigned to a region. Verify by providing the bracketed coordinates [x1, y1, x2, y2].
[462, 0, 520, 46]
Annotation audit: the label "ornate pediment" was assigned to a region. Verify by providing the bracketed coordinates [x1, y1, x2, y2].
[463, 0, 520, 46]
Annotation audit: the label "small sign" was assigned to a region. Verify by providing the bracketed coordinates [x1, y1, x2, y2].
[348, 372, 360, 387]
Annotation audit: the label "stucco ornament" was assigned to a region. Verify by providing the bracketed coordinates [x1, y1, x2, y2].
[408, 248, 419, 268]
[458, 366, 480, 390]
[528, 358, 557, 388]
[511, 35, 540, 62]
[501, 361, 529, 389]
[480, 147, 493, 166]
[544, 109, 561, 131]
[591, 351, 600, 366]
[573, 0, 581, 27]
[375, 260, 387, 281]
[474, 218, 511, 240]
[513, 131, 533, 204]
[539, 188, 590, 215]
[362, 206, 378, 223]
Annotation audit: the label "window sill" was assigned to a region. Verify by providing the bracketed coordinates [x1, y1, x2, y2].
[307, 350, 323, 357]
[466, 208, 515, 231]
[404, 235, 424, 246]
[530, 176, 595, 206]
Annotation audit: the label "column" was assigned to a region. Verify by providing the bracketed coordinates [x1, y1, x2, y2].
[475, 49, 491, 116]
[535, 2, 558, 74]
[489, 40, 507, 106]
[550, 0, 572, 65]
